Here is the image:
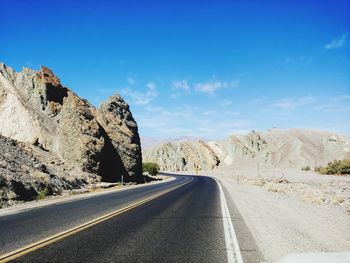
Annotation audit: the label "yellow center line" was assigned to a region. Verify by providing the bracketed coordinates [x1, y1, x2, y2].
[0, 177, 193, 263]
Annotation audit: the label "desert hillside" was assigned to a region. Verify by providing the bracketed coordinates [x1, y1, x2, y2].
[0, 63, 142, 206]
[141, 136, 202, 149]
[143, 128, 350, 171]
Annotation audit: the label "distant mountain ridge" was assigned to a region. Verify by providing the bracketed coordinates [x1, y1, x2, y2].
[143, 128, 350, 171]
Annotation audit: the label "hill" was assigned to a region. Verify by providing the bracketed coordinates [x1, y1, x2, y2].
[143, 128, 350, 171]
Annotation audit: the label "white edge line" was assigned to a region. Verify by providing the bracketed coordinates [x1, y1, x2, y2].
[215, 178, 244, 263]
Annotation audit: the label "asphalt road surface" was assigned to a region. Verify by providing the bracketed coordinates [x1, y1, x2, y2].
[0, 175, 262, 263]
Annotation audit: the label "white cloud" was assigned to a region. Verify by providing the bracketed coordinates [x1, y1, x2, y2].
[325, 33, 347, 49]
[194, 80, 239, 95]
[122, 82, 158, 105]
[272, 96, 315, 109]
[170, 80, 190, 99]
[172, 80, 190, 91]
[194, 81, 224, 95]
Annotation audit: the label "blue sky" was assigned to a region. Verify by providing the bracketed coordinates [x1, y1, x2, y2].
[1, 0, 349, 139]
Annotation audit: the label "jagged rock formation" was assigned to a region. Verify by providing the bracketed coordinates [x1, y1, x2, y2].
[143, 129, 350, 172]
[0, 63, 142, 201]
[96, 94, 142, 182]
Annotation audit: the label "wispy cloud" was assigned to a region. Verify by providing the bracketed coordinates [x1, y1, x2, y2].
[172, 80, 190, 91]
[312, 95, 350, 112]
[170, 80, 190, 99]
[194, 80, 239, 96]
[272, 96, 315, 109]
[122, 82, 158, 105]
[325, 33, 347, 49]
[312, 104, 350, 113]
[171, 79, 239, 98]
[136, 102, 250, 139]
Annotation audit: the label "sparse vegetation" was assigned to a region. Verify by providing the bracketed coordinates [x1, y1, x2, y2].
[36, 188, 48, 200]
[317, 159, 350, 175]
[143, 162, 160, 176]
[301, 166, 311, 171]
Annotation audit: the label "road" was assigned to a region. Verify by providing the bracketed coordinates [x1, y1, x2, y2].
[0, 175, 260, 262]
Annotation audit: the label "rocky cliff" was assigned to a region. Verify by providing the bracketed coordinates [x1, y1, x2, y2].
[143, 129, 350, 172]
[0, 63, 142, 206]
[96, 94, 142, 181]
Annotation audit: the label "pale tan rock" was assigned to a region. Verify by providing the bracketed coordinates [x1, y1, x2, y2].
[143, 128, 350, 172]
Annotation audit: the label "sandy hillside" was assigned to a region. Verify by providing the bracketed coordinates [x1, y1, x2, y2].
[143, 128, 350, 172]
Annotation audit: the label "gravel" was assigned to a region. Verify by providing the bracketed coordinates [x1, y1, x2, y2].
[213, 169, 350, 262]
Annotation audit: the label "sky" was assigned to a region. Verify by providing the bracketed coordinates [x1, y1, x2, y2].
[1, 0, 349, 139]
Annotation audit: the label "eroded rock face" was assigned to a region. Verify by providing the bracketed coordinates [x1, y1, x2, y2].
[0, 63, 142, 185]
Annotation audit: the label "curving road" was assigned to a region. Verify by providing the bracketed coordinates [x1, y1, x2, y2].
[0, 175, 261, 263]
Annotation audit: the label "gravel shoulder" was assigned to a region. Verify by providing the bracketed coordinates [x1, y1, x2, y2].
[212, 169, 350, 262]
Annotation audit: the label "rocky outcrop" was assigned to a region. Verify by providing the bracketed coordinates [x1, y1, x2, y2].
[143, 129, 350, 172]
[0, 135, 94, 207]
[96, 94, 142, 182]
[0, 63, 142, 192]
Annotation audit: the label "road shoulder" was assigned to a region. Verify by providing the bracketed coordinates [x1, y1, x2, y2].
[214, 175, 265, 263]
[0, 175, 174, 217]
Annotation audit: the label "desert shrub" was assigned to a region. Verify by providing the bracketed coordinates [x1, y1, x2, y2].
[143, 162, 159, 176]
[301, 166, 311, 171]
[318, 159, 350, 175]
[36, 188, 48, 200]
